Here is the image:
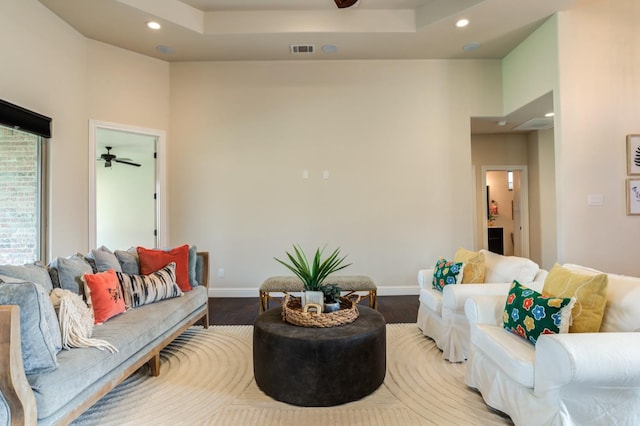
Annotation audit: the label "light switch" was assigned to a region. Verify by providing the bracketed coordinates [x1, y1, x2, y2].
[587, 194, 604, 206]
[302, 169, 309, 179]
[323, 170, 329, 179]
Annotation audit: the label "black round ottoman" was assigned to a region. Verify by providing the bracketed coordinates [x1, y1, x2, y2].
[253, 305, 386, 407]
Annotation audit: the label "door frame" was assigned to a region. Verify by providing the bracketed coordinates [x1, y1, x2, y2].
[481, 165, 529, 258]
[88, 120, 167, 249]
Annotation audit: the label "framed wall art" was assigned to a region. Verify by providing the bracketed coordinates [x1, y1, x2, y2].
[626, 178, 640, 215]
[626, 134, 640, 175]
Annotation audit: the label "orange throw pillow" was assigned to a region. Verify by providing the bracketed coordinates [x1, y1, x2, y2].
[83, 269, 126, 324]
[137, 245, 192, 292]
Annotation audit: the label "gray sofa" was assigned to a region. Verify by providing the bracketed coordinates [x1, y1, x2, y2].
[0, 250, 210, 426]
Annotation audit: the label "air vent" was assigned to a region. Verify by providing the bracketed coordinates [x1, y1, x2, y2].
[290, 44, 315, 54]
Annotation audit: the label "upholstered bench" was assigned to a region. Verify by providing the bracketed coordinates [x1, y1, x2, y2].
[259, 275, 377, 313]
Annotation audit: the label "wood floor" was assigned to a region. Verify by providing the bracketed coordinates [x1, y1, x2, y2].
[208, 295, 419, 326]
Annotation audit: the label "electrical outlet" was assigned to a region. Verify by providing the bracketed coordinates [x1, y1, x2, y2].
[217, 268, 224, 278]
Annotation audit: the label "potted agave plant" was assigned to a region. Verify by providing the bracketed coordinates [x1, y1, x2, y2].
[274, 244, 351, 310]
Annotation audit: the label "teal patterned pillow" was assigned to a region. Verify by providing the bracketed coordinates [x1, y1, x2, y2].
[432, 258, 464, 292]
[503, 281, 575, 345]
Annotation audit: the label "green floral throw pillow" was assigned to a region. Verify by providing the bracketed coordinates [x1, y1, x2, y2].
[432, 258, 464, 292]
[503, 281, 575, 345]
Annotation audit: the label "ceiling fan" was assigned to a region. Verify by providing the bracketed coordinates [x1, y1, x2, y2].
[334, 0, 359, 8]
[97, 146, 141, 168]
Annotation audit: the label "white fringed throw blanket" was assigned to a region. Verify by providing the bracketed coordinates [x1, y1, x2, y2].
[50, 288, 117, 353]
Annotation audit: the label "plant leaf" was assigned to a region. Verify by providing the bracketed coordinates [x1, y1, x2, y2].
[274, 244, 351, 291]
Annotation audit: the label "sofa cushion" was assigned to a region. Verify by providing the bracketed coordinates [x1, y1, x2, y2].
[419, 287, 442, 312]
[481, 250, 539, 283]
[453, 248, 485, 283]
[27, 286, 207, 421]
[503, 281, 574, 345]
[432, 258, 464, 291]
[83, 270, 126, 324]
[0, 263, 54, 292]
[543, 263, 608, 333]
[48, 255, 94, 296]
[117, 262, 183, 308]
[138, 244, 192, 292]
[562, 264, 640, 333]
[472, 324, 536, 388]
[0, 281, 60, 373]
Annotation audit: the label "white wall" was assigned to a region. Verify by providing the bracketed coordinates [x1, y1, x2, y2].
[169, 60, 503, 294]
[86, 40, 170, 132]
[528, 128, 557, 270]
[0, 0, 170, 260]
[0, 0, 88, 258]
[8, 0, 636, 288]
[555, 0, 640, 274]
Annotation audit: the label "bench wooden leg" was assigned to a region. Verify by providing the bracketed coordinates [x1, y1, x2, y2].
[369, 290, 378, 310]
[259, 291, 269, 313]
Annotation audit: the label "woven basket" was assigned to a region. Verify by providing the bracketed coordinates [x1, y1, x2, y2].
[281, 293, 360, 328]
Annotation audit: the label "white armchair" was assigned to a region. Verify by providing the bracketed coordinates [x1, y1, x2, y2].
[416, 249, 546, 362]
[464, 264, 640, 425]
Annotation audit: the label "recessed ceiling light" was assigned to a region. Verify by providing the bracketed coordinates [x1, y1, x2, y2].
[456, 19, 469, 28]
[497, 120, 507, 126]
[545, 112, 555, 117]
[146, 21, 161, 30]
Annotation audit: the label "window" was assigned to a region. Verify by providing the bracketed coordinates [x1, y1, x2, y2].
[0, 100, 50, 265]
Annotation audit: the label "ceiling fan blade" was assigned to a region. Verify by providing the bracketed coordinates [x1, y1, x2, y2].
[114, 158, 141, 167]
[334, 0, 358, 8]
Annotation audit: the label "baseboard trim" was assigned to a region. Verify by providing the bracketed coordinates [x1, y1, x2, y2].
[208, 286, 419, 298]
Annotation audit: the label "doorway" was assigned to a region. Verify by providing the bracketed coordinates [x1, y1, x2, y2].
[88, 120, 167, 250]
[482, 166, 529, 257]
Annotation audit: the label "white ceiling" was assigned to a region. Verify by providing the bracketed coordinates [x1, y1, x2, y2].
[38, 0, 573, 133]
[39, 0, 576, 62]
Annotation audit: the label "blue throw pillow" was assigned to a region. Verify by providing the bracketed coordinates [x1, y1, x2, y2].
[188, 245, 198, 287]
[88, 246, 122, 273]
[48, 255, 94, 295]
[0, 281, 60, 373]
[115, 248, 140, 275]
[0, 263, 54, 293]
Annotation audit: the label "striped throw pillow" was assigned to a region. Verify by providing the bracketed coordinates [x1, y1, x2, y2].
[117, 262, 183, 308]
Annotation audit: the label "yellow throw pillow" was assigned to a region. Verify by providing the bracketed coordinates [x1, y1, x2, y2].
[542, 263, 608, 333]
[453, 248, 485, 284]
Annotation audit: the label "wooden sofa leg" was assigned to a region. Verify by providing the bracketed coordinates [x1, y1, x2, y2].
[0, 306, 38, 426]
[147, 353, 160, 376]
[202, 311, 210, 329]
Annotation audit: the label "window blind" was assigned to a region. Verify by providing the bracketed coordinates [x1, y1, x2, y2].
[0, 99, 52, 138]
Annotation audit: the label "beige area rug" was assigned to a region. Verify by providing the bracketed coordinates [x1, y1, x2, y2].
[73, 324, 512, 425]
